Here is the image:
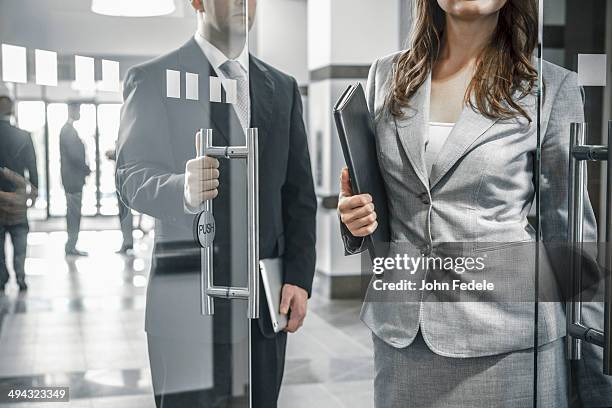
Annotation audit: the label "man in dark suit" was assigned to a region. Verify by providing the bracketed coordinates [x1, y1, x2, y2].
[116, 0, 316, 407]
[59, 103, 91, 256]
[0, 90, 38, 293]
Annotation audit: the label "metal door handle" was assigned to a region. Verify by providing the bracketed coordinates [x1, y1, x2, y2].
[605, 120, 612, 375]
[566, 121, 611, 375]
[195, 128, 259, 319]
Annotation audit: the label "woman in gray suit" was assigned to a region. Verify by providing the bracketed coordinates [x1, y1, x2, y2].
[338, 0, 599, 407]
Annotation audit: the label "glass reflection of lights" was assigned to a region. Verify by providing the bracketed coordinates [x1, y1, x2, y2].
[132, 275, 147, 287]
[91, 0, 175, 17]
[133, 259, 146, 272]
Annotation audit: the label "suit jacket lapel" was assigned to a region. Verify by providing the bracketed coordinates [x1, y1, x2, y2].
[428, 102, 498, 190]
[249, 56, 275, 153]
[394, 72, 430, 190]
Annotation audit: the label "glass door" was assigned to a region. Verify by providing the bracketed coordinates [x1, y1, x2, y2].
[114, 0, 256, 405]
[98, 103, 122, 216]
[537, 1, 612, 406]
[15, 100, 47, 220]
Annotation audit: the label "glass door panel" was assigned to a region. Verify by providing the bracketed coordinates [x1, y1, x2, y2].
[113, 0, 254, 405]
[98, 103, 121, 216]
[73, 104, 97, 216]
[538, 1, 612, 406]
[16, 100, 47, 220]
[46, 103, 68, 217]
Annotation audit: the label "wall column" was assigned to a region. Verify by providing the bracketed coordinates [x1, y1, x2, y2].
[308, 0, 402, 298]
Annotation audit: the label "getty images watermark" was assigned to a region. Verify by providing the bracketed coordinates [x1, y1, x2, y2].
[370, 254, 495, 292]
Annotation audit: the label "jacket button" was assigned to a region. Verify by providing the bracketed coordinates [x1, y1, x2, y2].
[420, 193, 430, 205]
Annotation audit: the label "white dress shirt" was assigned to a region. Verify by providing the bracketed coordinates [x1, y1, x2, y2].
[194, 32, 251, 127]
[425, 122, 454, 177]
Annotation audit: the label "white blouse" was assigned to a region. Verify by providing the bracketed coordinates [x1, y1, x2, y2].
[425, 122, 455, 177]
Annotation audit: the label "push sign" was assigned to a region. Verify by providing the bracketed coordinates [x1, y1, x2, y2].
[195, 211, 215, 248]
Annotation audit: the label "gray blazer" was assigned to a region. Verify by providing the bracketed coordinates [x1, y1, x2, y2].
[344, 51, 598, 357]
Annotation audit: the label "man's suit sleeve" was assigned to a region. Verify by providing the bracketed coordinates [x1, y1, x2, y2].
[281, 78, 317, 296]
[116, 67, 193, 228]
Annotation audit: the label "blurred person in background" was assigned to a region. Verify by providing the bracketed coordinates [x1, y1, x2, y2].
[0, 84, 38, 293]
[60, 103, 91, 257]
[105, 147, 134, 254]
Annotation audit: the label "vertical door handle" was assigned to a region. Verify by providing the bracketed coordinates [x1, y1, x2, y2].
[195, 128, 260, 319]
[567, 123, 587, 360]
[604, 120, 612, 374]
[566, 121, 612, 375]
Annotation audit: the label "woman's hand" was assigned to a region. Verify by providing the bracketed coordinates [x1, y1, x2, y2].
[337, 167, 378, 237]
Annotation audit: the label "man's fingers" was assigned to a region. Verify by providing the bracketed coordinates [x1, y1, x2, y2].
[187, 168, 219, 182]
[196, 179, 220, 193]
[0, 168, 27, 189]
[285, 317, 300, 333]
[280, 288, 293, 315]
[284, 306, 306, 333]
[0, 191, 25, 205]
[186, 156, 220, 170]
[187, 177, 219, 192]
[192, 189, 219, 203]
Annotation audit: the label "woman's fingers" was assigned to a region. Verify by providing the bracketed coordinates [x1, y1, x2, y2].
[336, 169, 377, 237]
[338, 193, 372, 212]
[351, 221, 379, 237]
[340, 167, 353, 197]
[346, 210, 377, 231]
[340, 202, 375, 225]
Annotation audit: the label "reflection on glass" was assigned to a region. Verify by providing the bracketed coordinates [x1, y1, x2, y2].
[16, 101, 47, 220]
[113, 0, 257, 405]
[98, 104, 121, 215]
[541, 1, 612, 405]
[1, 44, 27, 83]
[34, 49, 58, 87]
[47, 103, 67, 217]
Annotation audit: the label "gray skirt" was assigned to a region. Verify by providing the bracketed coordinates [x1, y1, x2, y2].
[373, 331, 567, 408]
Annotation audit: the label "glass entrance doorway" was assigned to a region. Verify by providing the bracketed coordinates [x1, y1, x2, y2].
[15, 101, 122, 219]
[537, 0, 612, 406]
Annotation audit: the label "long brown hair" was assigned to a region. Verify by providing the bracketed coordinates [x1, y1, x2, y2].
[388, 0, 538, 121]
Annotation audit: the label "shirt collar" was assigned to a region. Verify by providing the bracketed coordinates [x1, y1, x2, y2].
[194, 32, 249, 76]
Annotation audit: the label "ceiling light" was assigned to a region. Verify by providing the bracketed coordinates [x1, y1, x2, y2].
[91, 0, 175, 17]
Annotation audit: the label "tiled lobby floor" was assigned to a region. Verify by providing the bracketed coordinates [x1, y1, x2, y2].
[0, 223, 374, 407]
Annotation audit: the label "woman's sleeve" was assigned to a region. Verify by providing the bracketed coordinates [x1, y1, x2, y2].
[540, 70, 598, 282]
[339, 58, 380, 256]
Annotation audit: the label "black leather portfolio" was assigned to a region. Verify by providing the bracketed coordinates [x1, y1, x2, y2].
[333, 83, 390, 260]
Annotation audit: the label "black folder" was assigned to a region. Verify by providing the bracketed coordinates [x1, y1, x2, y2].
[333, 83, 390, 260]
